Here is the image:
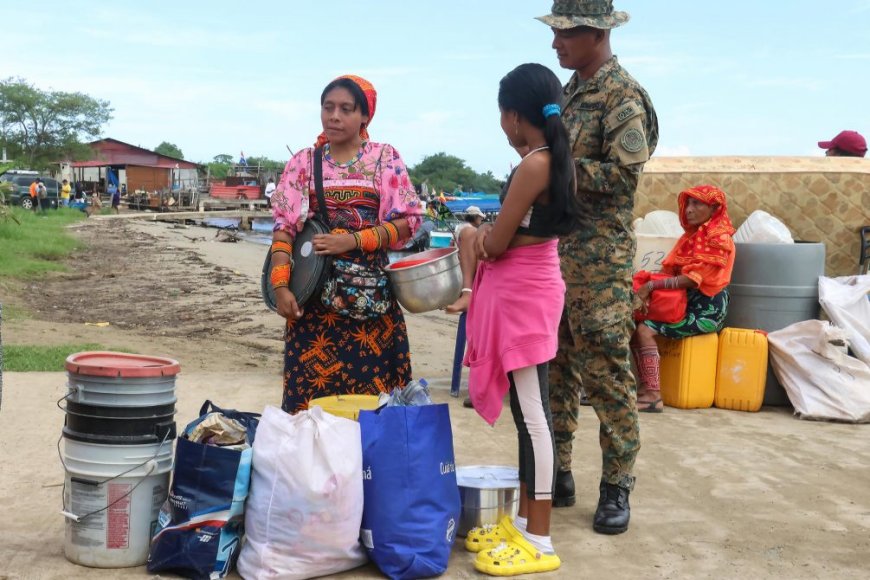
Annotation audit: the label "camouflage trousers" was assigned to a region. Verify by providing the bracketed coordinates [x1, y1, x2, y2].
[548, 299, 640, 491]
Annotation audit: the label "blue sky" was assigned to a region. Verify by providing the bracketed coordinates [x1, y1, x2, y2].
[5, 0, 869, 176]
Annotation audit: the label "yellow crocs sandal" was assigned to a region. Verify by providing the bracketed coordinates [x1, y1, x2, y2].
[474, 534, 561, 576]
[464, 516, 521, 553]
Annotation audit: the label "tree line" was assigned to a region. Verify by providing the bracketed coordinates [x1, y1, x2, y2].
[0, 79, 504, 194]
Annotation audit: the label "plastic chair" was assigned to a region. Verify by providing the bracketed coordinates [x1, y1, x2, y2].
[859, 226, 870, 275]
[450, 312, 466, 397]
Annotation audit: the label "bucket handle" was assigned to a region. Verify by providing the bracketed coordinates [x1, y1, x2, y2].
[58, 430, 172, 523]
[56, 385, 81, 412]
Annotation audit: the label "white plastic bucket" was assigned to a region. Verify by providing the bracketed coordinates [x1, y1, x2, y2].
[65, 352, 180, 408]
[62, 438, 173, 568]
[66, 374, 177, 407]
[633, 233, 680, 273]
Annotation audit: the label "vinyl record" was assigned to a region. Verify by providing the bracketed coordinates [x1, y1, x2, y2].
[261, 218, 332, 312]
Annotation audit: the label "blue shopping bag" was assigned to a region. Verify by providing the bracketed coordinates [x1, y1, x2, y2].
[147, 401, 259, 580]
[359, 403, 461, 580]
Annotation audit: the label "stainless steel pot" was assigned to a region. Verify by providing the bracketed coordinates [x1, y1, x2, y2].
[384, 247, 462, 313]
[456, 465, 519, 537]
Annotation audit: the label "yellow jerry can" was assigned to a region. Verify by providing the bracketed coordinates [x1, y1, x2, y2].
[714, 328, 769, 412]
[655, 333, 719, 409]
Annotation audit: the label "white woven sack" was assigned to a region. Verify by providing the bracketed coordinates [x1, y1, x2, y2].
[237, 405, 367, 579]
[819, 275, 870, 366]
[768, 320, 870, 423]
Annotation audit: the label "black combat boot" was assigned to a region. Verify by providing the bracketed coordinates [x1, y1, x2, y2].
[552, 470, 576, 507]
[593, 481, 630, 534]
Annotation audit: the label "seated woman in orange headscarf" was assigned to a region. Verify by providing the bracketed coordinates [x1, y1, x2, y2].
[631, 185, 736, 413]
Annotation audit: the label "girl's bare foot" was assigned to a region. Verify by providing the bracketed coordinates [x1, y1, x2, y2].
[445, 292, 471, 314]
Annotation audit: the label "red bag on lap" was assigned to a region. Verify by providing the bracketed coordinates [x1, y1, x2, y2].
[632, 270, 687, 324]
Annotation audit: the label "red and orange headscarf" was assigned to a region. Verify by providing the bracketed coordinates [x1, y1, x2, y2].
[314, 74, 377, 149]
[664, 185, 735, 269]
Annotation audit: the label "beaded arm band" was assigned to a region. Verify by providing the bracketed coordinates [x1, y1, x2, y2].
[646, 277, 679, 292]
[353, 221, 401, 253]
[270, 263, 291, 290]
[271, 240, 293, 257]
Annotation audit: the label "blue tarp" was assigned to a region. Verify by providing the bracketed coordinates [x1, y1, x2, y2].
[444, 193, 501, 214]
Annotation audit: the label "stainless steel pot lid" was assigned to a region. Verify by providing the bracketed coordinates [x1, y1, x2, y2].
[456, 465, 519, 489]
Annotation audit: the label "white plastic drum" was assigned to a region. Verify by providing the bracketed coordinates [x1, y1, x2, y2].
[62, 438, 173, 568]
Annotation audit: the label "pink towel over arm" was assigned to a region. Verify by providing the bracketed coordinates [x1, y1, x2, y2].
[464, 239, 565, 425]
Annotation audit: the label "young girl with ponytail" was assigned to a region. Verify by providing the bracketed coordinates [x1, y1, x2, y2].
[462, 63, 576, 576]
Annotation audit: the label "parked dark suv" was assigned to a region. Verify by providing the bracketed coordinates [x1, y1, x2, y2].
[0, 171, 61, 209]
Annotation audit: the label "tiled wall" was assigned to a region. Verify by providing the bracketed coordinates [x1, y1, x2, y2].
[635, 157, 870, 277]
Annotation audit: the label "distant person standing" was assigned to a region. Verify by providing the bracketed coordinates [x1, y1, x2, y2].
[538, 0, 658, 535]
[445, 205, 486, 314]
[29, 178, 40, 211]
[818, 130, 867, 158]
[111, 187, 121, 214]
[239, 151, 248, 167]
[36, 180, 48, 214]
[61, 179, 71, 207]
[264, 177, 276, 208]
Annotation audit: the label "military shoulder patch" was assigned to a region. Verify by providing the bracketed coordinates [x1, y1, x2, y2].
[604, 100, 643, 133]
[620, 128, 646, 153]
[616, 104, 636, 123]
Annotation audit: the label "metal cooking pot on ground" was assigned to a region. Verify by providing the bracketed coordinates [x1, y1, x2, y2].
[384, 247, 462, 313]
[456, 465, 519, 537]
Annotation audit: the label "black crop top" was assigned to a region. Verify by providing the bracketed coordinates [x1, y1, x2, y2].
[499, 166, 559, 238]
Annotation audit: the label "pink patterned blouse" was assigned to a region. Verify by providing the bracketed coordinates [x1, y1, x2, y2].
[271, 142, 421, 249]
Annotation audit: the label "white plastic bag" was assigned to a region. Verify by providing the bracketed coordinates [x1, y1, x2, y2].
[237, 406, 367, 579]
[633, 210, 683, 236]
[768, 320, 870, 423]
[819, 275, 870, 366]
[733, 210, 794, 244]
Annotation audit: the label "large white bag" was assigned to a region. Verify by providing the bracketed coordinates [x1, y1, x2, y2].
[819, 275, 870, 366]
[237, 405, 367, 579]
[632, 210, 683, 236]
[768, 320, 870, 423]
[733, 210, 794, 244]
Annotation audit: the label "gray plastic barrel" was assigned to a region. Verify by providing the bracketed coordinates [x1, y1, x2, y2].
[724, 242, 826, 406]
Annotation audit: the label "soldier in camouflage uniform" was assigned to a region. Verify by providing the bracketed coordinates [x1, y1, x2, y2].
[536, 0, 659, 535]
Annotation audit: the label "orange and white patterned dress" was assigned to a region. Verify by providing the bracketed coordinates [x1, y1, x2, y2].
[271, 141, 422, 412]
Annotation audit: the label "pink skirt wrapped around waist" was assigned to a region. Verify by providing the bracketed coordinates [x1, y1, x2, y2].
[463, 238, 565, 425]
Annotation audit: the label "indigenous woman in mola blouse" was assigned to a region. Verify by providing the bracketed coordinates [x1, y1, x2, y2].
[269, 75, 422, 413]
[632, 184, 736, 412]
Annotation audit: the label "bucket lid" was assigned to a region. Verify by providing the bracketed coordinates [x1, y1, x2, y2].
[65, 351, 181, 378]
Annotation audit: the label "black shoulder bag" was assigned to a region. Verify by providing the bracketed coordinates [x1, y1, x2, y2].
[261, 148, 332, 311]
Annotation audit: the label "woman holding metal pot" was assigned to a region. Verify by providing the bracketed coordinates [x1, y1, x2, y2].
[269, 75, 422, 413]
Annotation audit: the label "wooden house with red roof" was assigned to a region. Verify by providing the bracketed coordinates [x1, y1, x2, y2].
[61, 138, 200, 193]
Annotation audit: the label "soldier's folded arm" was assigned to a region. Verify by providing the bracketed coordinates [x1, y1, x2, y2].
[574, 98, 652, 196]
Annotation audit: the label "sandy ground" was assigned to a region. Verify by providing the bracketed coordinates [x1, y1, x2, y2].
[1, 218, 869, 579]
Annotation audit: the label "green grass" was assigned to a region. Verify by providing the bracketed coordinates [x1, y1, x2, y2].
[0, 206, 87, 278]
[0, 302, 28, 321]
[2, 343, 132, 371]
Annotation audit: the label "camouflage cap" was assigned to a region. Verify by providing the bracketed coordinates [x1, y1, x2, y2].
[536, 0, 630, 30]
